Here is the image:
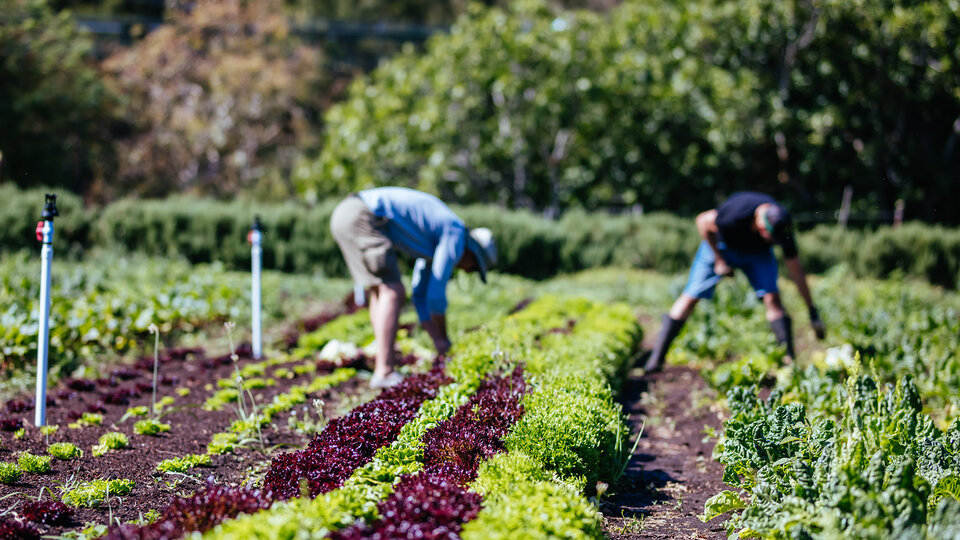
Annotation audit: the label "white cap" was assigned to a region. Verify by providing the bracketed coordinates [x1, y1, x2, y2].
[466, 227, 497, 283]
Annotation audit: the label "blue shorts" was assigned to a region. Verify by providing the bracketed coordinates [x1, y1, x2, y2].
[682, 240, 779, 299]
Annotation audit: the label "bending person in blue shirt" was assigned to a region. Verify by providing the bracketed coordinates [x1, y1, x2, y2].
[330, 187, 497, 388]
[645, 192, 826, 372]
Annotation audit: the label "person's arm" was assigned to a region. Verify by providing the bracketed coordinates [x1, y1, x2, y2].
[784, 256, 826, 339]
[410, 258, 431, 323]
[422, 225, 466, 355]
[696, 209, 730, 275]
[412, 258, 450, 354]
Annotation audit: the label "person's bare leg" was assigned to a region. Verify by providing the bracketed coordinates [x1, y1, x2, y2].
[370, 282, 405, 378]
[668, 294, 700, 321]
[646, 294, 700, 372]
[762, 292, 786, 321]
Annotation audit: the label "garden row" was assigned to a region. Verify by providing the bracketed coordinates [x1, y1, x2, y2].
[0, 328, 381, 539]
[96, 295, 641, 539]
[676, 269, 960, 536]
[5, 184, 960, 287]
[0, 250, 355, 380]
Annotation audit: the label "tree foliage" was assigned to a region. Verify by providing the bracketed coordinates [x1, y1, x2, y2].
[102, 0, 333, 200]
[303, 0, 960, 222]
[0, 0, 115, 194]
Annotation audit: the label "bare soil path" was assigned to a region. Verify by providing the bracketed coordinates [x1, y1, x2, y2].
[602, 364, 729, 539]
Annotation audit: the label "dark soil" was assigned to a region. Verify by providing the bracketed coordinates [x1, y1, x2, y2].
[602, 364, 730, 539]
[0, 345, 375, 537]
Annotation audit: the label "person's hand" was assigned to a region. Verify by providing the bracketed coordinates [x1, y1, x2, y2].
[714, 258, 732, 277]
[809, 306, 826, 340]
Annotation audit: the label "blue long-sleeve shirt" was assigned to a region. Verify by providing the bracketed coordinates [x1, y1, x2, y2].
[357, 187, 466, 321]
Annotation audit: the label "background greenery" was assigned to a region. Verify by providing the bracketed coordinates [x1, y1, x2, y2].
[2, 0, 958, 224]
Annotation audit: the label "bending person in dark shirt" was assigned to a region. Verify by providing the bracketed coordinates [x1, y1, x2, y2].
[644, 192, 826, 372]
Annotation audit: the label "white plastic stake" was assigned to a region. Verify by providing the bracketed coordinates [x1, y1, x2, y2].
[35, 194, 58, 427]
[249, 217, 263, 359]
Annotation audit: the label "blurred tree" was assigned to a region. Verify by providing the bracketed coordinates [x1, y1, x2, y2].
[0, 0, 116, 196]
[102, 0, 338, 199]
[301, 0, 960, 222]
[300, 0, 763, 214]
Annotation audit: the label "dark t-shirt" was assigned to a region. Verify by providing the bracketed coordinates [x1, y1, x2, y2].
[715, 192, 798, 258]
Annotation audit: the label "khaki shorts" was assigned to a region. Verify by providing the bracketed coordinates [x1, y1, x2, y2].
[330, 195, 402, 287]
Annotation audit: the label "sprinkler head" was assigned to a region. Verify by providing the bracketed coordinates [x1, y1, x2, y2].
[41, 194, 59, 221]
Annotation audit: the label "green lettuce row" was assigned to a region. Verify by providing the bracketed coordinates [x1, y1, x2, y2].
[461, 301, 640, 538]
[201, 296, 639, 538]
[463, 452, 604, 540]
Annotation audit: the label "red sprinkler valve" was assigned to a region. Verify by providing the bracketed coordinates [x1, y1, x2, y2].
[36, 222, 44, 242]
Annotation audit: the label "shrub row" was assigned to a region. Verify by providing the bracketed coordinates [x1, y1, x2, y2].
[4, 187, 958, 287]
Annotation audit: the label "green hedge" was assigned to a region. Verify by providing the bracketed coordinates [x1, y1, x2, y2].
[93, 197, 344, 276]
[3, 188, 959, 287]
[0, 185, 93, 257]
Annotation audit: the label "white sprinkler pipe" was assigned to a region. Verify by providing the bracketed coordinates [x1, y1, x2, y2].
[35, 194, 58, 426]
[249, 217, 263, 359]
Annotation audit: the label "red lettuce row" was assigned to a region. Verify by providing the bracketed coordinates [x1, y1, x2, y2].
[104, 483, 271, 540]
[105, 361, 450, 540]
[263, 362, 453, 499]
[329, 368, 527, 539]
[329, 473, 483, 540]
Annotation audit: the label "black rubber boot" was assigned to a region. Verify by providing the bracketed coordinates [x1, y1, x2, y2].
[644, 315, 686, 372]
[769, 316, 795, 359]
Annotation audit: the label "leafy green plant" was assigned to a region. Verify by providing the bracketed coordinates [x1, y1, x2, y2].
[155, 454, 212, 474]
[13, 427, 25, 440]
[92, 432, 130, 456]
[18, 452, 52, 474]
[242, 378, 272, 390]
[0, 462, 21, 484]
[207, 432, 240, 455]
[61, 479, 135, 508]
[40, 425, 59, 437]
[204, 388, 241, 411]
[121, 406, 149, 423]
[133, 419, 171, 436]
[47, 442, 83, 460]
[68, 412, 103, 429]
